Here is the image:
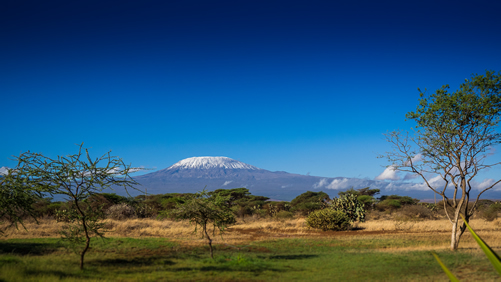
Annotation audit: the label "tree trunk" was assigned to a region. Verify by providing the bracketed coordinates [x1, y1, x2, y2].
[450, 202, 467, 251]
[74, 199, 90, 270]
[450, 220, 461, 251]
[203, 225, 213, 259]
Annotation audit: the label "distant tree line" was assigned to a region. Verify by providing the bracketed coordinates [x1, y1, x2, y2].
[4, 186, 500, 224]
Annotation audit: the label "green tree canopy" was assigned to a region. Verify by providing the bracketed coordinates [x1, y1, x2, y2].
[290, 191, 330, 215]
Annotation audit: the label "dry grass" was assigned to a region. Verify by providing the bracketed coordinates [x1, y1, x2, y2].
[3, 215, 501, 251]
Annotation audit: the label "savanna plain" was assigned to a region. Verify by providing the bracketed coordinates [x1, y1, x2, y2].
[1, 210, 501, 282]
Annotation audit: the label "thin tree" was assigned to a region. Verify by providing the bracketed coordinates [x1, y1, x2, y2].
[382, 70, 501, 250]
[170, 189, 235, 258]
[14, 143, 140, 269]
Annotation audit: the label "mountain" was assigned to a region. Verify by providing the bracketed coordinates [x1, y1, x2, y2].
[132, 157, 326, 200]
[130, 156, 450, 201]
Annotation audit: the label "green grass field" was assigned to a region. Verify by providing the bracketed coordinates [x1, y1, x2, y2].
[1, 236, 499, 281]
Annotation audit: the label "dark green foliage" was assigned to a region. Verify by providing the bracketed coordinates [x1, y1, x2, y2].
[357, 195, 376, 210]
[376, 195, 419, 212]
[0, 168, 47, 231]
[290, 191, 329, 216]
[210, 188, 252, 206]
[211, 188, 269, 218]
[338, 187, 380, 197]
[98, 193, 132, 205]
[330, 193, 366, 222]
[306, 209, 351, 231]
[134, 193, 193, 218]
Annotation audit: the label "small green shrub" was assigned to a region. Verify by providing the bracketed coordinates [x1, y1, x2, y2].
[376, 199, 402, 211]
[275, 210, 294, 220]
[306, 209, 351, 231]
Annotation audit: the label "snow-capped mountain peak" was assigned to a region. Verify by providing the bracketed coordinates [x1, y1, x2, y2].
[167, 157, 260, 170]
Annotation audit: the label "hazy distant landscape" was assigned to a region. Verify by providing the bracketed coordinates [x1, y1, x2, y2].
[126, 156, 501, 201]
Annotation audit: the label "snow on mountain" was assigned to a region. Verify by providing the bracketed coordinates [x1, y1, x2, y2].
[167, 157, 260, 170]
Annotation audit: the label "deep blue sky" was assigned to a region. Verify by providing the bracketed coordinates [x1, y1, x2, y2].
[2, 0, 501, 194]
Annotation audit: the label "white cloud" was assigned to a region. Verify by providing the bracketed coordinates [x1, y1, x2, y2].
[222, 180, 233, 186]
[310, 174, 501, 194]
[375, 166, 400, 180]
[0, 166, 9, 175]
[472, 178, 501, 191]
[405, 154, 423, 165]
[326, 178, 351, 190]
[313, 178, 328, 188]
[404, 175, 445, 191]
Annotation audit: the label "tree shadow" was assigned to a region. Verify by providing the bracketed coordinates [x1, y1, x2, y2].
[23, 269, 78, 279]
[172, 264, 283, 274]
[88, 256, 175, 267]
[0, 242, 60, 256]
[268, 254, 319, 260]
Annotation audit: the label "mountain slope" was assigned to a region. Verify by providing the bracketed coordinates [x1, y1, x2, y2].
[133, 156, 329, 200]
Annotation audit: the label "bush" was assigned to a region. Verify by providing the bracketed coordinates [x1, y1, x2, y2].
[106, 203, 137, 220]
[478, 203, 501, 221]
[306, 209, 351, 231]
[262, 201, 291, 217]
[275, 210, 294, 220]
[330, 193, 366, 222]
[397, 205, 434, 220]
[357, 195, 376, 210]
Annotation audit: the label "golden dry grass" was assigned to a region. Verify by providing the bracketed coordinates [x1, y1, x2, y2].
[3, 215, 501, 251]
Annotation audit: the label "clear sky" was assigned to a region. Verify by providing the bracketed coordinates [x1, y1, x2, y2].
[1, 0, 501, 193]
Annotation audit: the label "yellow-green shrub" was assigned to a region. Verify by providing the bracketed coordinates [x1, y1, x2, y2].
[306, 209, 351, 231]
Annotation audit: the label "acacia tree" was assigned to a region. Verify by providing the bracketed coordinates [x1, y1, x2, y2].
[14, 144, 140, 269]
[170, 189, 235, 258]
[383, 70, 501, 250]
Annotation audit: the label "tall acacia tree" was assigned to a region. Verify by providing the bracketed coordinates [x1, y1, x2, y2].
[383, 70, 501, 250]
[14, 144, 140, 269]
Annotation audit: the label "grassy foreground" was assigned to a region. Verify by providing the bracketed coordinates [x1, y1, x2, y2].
[1, 235, 500, 281]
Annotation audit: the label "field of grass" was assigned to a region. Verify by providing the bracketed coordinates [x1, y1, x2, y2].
[1, 216, 501, 281]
